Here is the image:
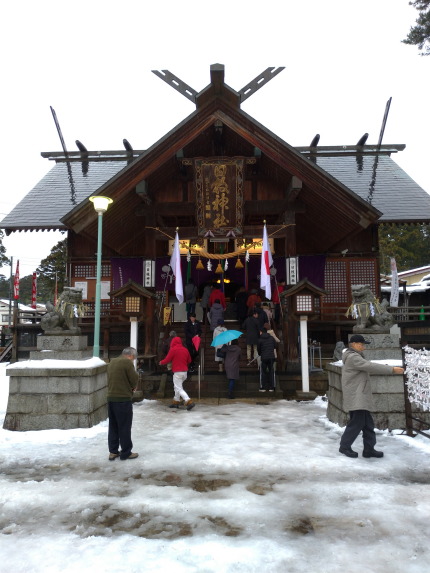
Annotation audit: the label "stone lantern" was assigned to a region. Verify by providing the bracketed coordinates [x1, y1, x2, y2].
[282, 278, 326, 396]
[109, 279, 155, 357]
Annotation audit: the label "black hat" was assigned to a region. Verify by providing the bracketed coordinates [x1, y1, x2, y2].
[350, 334, 371, 344]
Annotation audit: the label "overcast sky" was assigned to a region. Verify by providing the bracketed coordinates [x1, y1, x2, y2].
[1, 0, 428, 278]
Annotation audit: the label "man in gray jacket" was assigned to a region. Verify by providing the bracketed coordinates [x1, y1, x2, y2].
[339, 334, 404, 459]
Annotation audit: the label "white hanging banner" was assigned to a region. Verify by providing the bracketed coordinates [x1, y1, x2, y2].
[390, 257, 399, 308]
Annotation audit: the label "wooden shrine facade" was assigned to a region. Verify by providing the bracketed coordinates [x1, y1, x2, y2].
[2, 64, 430, 364]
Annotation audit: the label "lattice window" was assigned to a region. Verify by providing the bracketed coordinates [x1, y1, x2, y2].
[72, 263, 111, 278]
[125, 296, 140, 313]
[74, 264, 95, 277]
[296, 294, 313, 312]
[324, 260, 348, 303]
[101, 264, 111, 277]
[350, 260, 376, 292]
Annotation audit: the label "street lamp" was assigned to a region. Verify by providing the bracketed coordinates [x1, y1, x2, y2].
[89, 195, 113, 357]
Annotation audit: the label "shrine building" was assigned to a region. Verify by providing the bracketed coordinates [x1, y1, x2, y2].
[2, 63, 430, 376]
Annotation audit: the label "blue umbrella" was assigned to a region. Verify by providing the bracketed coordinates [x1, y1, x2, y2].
[211, 330, 243, 347]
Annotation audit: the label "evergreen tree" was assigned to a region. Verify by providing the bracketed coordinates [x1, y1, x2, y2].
[0, 274, 10, 299]
[0, 230, 9, 268]
[36, 239, 67, 303]
[378, 223, 430, 274]
[403, 0, 430, 54]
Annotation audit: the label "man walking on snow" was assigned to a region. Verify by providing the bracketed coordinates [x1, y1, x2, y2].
[339, 334, 404, 459]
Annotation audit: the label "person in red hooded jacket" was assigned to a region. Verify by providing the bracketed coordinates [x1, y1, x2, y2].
[159, 336, 195, 410]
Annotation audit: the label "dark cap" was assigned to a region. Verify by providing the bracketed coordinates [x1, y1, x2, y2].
[350, 334, 371, 344]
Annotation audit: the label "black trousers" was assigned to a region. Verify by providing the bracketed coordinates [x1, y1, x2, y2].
[340, 409, 376, 451]
[260, 358, 275, 390]
[108, 401, 133, 459]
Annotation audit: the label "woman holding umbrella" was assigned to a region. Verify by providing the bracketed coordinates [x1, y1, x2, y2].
[213, 319, 227, 372]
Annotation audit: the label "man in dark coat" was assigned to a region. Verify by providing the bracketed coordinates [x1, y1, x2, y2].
[184, 313, 202, 372]
[257, 328, 276, 391]
[243, 310, 260, 364]
[339, 334, 404, 458]
[223, 339, 241, 398]
[107, 347, 139, 461]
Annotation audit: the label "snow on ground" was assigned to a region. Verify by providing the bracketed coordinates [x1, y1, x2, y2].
[0, 362, 429, 573]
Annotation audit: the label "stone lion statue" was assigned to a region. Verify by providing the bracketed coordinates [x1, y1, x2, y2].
[346, 284, 393, 333]
[41, 287, 86, 335]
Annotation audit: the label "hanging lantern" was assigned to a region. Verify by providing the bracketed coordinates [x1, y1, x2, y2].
[196, 258, 204, 270]
[235, 257, 244, 269]
[215, 262, 223, 274]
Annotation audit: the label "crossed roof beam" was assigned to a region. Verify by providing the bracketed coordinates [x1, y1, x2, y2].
[152, 66, 285, 104]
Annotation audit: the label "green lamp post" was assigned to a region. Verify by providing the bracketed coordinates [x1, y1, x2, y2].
[89, 195, 113, 357]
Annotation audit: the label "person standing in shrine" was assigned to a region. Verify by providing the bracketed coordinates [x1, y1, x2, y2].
[223, 339, 241, 398]
[272, 278, 285, 326]
[243, 310, 260, 365]
[184, 278, 198, 319]
[209, 282, 226, 310]
[246, 289, 262, 310]
[200, 282, 212, 324]
[257, 327, 277, 392]
[184, 313, 202, 373]
[235, 285, 249, 326]
[208, 298, 225, 331]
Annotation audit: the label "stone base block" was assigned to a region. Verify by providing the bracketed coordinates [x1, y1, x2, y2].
[37, 335, 89, 352]
[29, 350, 93, 360]
[3, 361, 107, 431]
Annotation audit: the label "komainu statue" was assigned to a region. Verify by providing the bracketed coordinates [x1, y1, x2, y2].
[41, 287, 86, 335]
[346, 284, 393, 333]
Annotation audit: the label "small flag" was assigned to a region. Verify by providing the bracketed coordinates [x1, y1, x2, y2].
[170, 231, 184, 304]
[31, 272, 37, 308]
[260, 224, 273, 299]
[390, 257, 399, 308]
[13, 260, 20, 300]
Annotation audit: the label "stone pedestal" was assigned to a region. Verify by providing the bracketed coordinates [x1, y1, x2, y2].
[30, 335, 92, 360]
[3, 359, 107, 431]
[326, 332, 430, 430]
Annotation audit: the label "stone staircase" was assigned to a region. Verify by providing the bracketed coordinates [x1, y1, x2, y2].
[138, 319, 329, 401]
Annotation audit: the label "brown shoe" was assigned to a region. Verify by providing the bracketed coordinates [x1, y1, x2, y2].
[185, 400, 195, 411]
[121, 452, 139, 460]
[109, 452, 119, 461]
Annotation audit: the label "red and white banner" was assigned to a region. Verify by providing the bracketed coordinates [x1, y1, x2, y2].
[260, 224, 273, 300]
[31, 272, 37, 308]
[13, 260, 20, 300]
[169, 231, 184, 304]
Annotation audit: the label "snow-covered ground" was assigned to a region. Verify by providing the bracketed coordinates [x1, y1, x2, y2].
[1, 362, 429, 573]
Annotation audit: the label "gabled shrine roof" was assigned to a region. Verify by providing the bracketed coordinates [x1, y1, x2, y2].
[1, 63, 430, 238]
[1, 144, 427, 234]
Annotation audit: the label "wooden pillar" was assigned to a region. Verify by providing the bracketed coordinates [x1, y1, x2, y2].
[144, 297, 156, 355]
[283, 208, 300, 369]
